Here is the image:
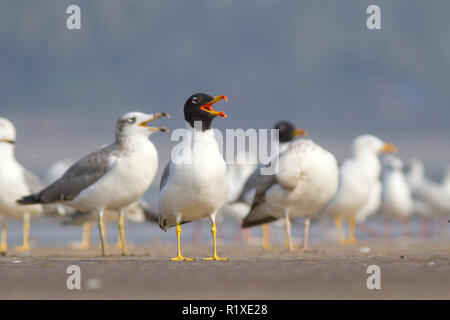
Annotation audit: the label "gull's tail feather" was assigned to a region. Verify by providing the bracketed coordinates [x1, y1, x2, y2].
[241, 203, 278, 228]
[17, 193, 43, 205]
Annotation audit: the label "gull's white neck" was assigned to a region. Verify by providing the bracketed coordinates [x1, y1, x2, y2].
[353, 150, 381, 178]
[0, 143, 16, 162]
[184, 121, 217, 147]
[116, 134, 151, 148]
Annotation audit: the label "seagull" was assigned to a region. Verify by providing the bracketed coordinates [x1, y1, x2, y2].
[228, 121, 307, 248]
[18, 111, 169, 256]
[159, 93, 229, 261]
[406, 159, 450, 215]
[0, 117, 44, 254]
[242, 137, 339, 252]
[380, 155, 413, 238]
[406, 159, 450, 238]
[324, 135, 396, 245]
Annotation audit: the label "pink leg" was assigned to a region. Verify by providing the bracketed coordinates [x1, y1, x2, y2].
[420, 219, 428, 240]
[359, 222, 378, 239]
[241, 228, 250, 242]
[400, 217, 410, 238]
[232, 224, 242, 243]
[299, 216, 310, 253]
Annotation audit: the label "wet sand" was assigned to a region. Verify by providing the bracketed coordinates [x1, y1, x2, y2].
[0, 241, 449, 299]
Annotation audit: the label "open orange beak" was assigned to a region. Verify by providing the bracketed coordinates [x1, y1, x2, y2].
[292, 128, 307, 137]
[200, 95, 228, 118]
[381, 143, 396, 153]
[138, 112, 170, 132]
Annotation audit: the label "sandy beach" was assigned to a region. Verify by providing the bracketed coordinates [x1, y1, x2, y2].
[0, 241, 448, 299]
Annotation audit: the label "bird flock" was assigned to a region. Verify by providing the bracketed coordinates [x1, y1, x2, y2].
[0, 93, 449, 260]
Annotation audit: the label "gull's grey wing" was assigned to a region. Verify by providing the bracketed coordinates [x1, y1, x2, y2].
[241, 173, 279, 228]
[19, 144, 117, 204]
[23, 169, 43, 193]
[159, 160, 171, 192]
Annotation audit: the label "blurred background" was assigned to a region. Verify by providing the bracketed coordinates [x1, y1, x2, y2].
[1, 0, 449, 247]
[1, 0, 449, 183]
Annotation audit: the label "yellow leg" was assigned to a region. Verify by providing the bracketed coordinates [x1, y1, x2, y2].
[98, 211, 106, 256]
[0, 218, 7, 254]
[70, 223, 91, 250]
[261, 224, 270, 249]
[203, 221, 228, 261]
[117, 211, 127, 256]
[170, 222, 194, 261]
[14, 214, 30, 252]
[347, 218, 356, 244]
[334, 217, 346, 245]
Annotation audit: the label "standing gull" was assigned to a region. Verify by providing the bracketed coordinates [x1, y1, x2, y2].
[406, 159, 450, 215]
[159, 93, 229, 261]
[0, 117, 43, 254]
[324, 135, 395, 244]
[242, 136, 339, 252]
[228, 121, 307, 248]
[406, 159, 450, 237]
[18, 111, 169, 256]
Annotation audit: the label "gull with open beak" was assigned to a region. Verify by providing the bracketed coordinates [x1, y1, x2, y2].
[325, 135, 396, 245]
[18, 111, 169, 256]
[159, 93, 229, 261]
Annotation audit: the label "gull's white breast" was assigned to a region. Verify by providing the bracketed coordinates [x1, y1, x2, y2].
[159, 130, 228, 221]
[325, 154, 380, 219]
[0, 158, 42, 218]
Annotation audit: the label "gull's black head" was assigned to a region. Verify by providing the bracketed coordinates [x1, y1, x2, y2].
[273, 121, 307, 143]
[184, 93, 228, 131]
